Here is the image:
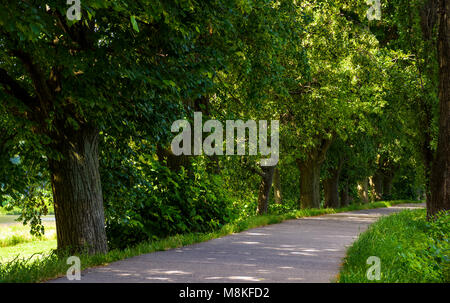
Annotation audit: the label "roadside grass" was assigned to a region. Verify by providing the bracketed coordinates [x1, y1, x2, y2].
[0, 200, 422, 283]
[338, 208, 449, 283]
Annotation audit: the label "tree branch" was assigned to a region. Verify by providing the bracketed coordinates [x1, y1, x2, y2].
[317, 135, 334, 164]
[10, 49, 53, 114]
[0, 67, 37, 108]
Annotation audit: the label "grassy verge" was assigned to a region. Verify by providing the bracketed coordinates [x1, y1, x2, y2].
[338, 208, 449, 283]
[0, 200, 422, 283]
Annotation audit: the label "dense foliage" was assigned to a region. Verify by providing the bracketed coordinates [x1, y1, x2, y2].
[102, 155, 236, 249]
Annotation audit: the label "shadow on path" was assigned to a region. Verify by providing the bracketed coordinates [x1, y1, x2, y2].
[50, 203, 424, 283]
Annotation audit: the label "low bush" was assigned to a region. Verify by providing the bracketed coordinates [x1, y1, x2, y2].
[102, 158, 236, 249]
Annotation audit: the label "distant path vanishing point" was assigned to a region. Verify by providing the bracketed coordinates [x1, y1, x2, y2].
[50, 203, 424, 283]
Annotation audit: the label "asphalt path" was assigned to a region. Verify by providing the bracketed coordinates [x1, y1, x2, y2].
[50, 203, 424, 283]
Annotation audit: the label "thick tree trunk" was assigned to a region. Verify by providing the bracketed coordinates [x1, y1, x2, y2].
[297, 158, 322, 208]
[324, 161, 343, 208]
[340, 180, 350, 207]
[418, 127, 434, 207]
[296, 138, 333, 209]
[49, 124, 107, 254]
[357, 178, 369, 204]
[382, 173, 394, 199]
[417, 0, 439, 210]
[372, 171, 384, 201]
[257, 165, 276, 215]
[429, 0, 450, 217]
[417, 0, 440, 212]
[324, 175, 340, 208]
[324, 158, 343, 208]
[273, 167, 282, 204]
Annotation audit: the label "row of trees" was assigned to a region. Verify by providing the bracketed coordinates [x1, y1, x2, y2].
[0, 0, 448, 254]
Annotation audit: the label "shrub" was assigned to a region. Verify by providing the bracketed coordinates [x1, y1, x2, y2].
[102, 158, 236, 249]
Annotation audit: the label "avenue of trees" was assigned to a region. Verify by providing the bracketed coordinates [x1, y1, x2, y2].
[0, 0, 448, 254]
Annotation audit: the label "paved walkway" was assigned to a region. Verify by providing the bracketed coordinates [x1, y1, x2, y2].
[50, 203, 424, 283]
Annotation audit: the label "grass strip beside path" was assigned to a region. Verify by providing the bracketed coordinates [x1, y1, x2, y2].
[338, 208, 449, 283]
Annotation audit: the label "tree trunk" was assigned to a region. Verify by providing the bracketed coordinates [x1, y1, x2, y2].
[372, 171, 384, 201]
[49, 124, 108, 254]
[273, 167, 282, 204]
[429, 0, 450, 217]
[324, 163, 342, 208]
[296, 138, 333, 209]
[257, 165, 276, 215]
[340, 180, 350, 207]
[297, 158, 322, 208]
[382, 173, 394, 199]
[324, 176, 340, 208]
[296, 136, 334, 208]
[357, 178, 369, 204]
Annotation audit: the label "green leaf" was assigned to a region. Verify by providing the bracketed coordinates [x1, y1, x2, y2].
[130, 15, 139, 32]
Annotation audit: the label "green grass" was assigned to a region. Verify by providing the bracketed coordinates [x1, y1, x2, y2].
[0, 207, 23, 216]
[0, 200, 422, 283]
[0, 223, 56, 249]
[338, 208, 449, 283]
[0, 240, 57, 262]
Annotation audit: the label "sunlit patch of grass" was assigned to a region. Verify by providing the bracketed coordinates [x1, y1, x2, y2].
[0, 222, 56, 248]
[0, 240, 57, 263]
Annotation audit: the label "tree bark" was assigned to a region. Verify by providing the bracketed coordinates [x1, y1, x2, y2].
[296, 138, 333, 209]
[340, 179, 350, 207]
[324, 160, 343, 208]
[382, 173, 394, 199]
[49, 124, 108, 254]
[257, 165, 276, 215]
[414, 0, 438, 212]
[357, 178, 369, 204]
[297, 158, 322, 208]
[324, 175, 340, 208]
[273, 167, 282, 204]
[429, 0, 450, 217]
[372, 170, 384, 201]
